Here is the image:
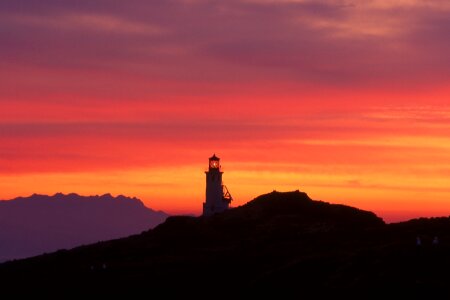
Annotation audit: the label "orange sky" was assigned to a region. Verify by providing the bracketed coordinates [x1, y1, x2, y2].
[1, 0, 450, 222]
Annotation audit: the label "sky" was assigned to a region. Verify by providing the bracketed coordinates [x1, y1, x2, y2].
[1, 0, 449, 222]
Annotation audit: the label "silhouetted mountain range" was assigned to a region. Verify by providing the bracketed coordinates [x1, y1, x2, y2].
[1, 190, 450, 297]
[0, 193, 168, 262]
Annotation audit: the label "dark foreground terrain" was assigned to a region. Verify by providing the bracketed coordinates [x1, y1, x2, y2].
[1, 190, 450, 297]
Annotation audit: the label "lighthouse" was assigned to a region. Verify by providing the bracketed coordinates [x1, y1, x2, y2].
[203, 154, 233, 216]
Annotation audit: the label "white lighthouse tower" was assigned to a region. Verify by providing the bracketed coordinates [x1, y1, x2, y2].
[203, 154, 233, 216]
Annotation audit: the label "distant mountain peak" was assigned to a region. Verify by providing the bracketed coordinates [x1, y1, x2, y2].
[0, 193, 168, 262]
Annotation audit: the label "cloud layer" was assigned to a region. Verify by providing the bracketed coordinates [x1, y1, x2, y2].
[1, 0, 450, 221]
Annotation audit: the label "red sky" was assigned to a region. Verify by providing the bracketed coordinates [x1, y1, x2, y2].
[1, 0, 450, 222]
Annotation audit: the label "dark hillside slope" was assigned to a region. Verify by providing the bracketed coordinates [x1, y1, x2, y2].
[2, 191, 450, 297]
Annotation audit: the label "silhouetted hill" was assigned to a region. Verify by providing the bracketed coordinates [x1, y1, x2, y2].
[0, 193, 168, 261]
[153, 190, 383, 244]
[1, 190, 450, 297]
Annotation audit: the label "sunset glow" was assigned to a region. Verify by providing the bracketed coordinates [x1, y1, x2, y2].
[1, 0, 449, 222]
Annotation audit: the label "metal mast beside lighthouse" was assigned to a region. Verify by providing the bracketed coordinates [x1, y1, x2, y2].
[203, 154, 232, 216]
